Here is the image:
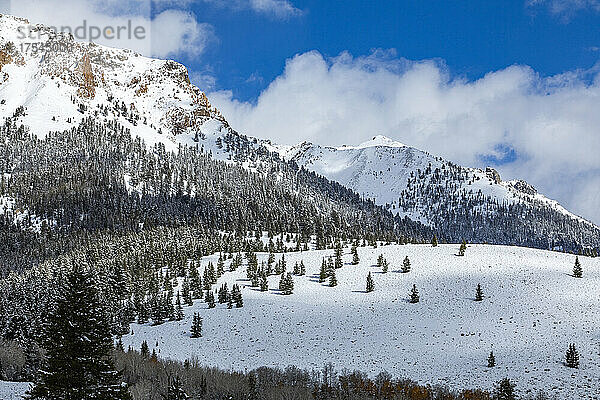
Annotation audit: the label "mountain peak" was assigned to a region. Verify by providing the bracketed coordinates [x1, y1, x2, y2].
[340, 135, 406, 150]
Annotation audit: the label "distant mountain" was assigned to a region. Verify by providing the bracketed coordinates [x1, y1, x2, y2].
[0, 14, 598, 255]
[274, 136, 600, 252]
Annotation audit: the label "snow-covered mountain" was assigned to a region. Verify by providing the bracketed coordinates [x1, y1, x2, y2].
[274, 136, 600, 251]
[0, 13, 599, 252]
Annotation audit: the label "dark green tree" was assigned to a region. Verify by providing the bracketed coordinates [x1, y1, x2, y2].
[366, 272, 375, 293]
[190, 313, 203, 338]
[329, 269, 338, 287]
[431, 235, 438, 247]
[351, 245, 359, 265]
[458, 240, 467, 256]
[401, 256, 411, 273]
[26, 263, 130, 400]
[566, 343, 579, 368]
[475, 284, 484, 302]
[487, 350, 495, 367]
[409, 284, 419, 303]
[493, 378, 516, 400]
[573, 256, 582, 278]
[319, 258, 328, 283]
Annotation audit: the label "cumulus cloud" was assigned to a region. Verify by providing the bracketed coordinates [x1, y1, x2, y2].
[209, 50, 600, 224]
[4, 0, 214, 58]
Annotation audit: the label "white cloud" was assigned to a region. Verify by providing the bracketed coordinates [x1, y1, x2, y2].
[209, 50, 600, 224]
[5, 0, 213, 58]
[527, 0, 600, 17]
[203, 0, 302, 19]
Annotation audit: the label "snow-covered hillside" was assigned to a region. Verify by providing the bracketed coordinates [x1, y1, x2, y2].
[274, 135, 595, 229]
[123, 243, 600, 398]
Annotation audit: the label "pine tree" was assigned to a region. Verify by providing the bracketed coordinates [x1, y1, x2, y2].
[334, 242, 343, 269]
[573, 256, 582, 278]
[319, 258, 328, 283]
[487, 350, 495, 367]
[475, 284, 484, 301]
[206, 290, 216, 309]
[232, 284, 243, 307]
[279, 273, 294, 295]
[366, 272, 375, 293]
[259, 271, 269, 292]
[566, 343, 580, 368]
[351, 245, 360, 265]
[293, 262, 300, 275]
[409, 284, 419, 303]
[175, 291, 184, 321]
[141, 340, 150, 358]
[190, 313, 203, 338]
[401, 256, 411, 273]
[493, 378, 516, 400]
[182, 278, 193, 306]
[329, 269, 338, 287]
[26, 263, 131, 400]
[218, 283, 229, 304]
[217, 254, 225, 278]
[458, 240, 467, 256]
[431, 235, 438, 247]
[299, 260, 306, 276]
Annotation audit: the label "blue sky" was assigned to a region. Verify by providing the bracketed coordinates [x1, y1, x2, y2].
[176, 0, 600, 102]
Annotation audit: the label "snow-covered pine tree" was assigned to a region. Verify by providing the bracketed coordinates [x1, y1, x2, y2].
[573, 256, 582, 278]
[366, 272, 374, 293]
[475, 284, 484, 301]
[26, 262, 130, 400]
[190, 313, 203, 338]
[409, 284, 420, 303]
[165, 376, 189, 400]
[401, 256, 411, 273]
[351, 245, 360, 265]
[487, 350, 495, 367]
[566, 343, 580, 368]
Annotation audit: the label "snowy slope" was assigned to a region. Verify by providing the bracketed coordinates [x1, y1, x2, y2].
[273, 136, 598, 230]
[123, 243, 600, 398]
[0, 380, 29, 399]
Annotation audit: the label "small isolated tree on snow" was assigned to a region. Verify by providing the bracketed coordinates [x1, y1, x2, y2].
[566, 343, 580, 368]
[401, 256, 411, 273]
[487, 350, 495, 367]
[458, 240, 467, 256]
[351, 245, 360, 265]
[409, 284, 419, 303]
[431, 235, 438, 247]
[573, 256, 582, 278]
[366, 272, 375, 293]
[190, 313, 203, 338]
[475, 284, 484, 301]
[319, 258, 328, 283]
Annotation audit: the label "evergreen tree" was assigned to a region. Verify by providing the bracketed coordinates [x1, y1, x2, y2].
[401, 256, 411, 273]
[487, 350, 495, 367]
[409, 284, 419, 303]
[573, 256, 582, 278]
[189, 266, 203, 299]
[366, 272, 375, 293]
[493, 378, 516, 400]
[190, 313, 203, 338]
[329, 269, 338, 287]
[259, 271, 269, 292]
[475, 284, 484, 302]
[206, 291, 216, 309]
[431, 235, 438, 247]
[319, 258, 328, 283]
[458, 240, 467, 256]
[232, 284, 244, 307]
[334, 242, 343, 269]
[279, 273, 294, 295]
[566, 343, 580, 368]
[293, 262, 300, 275]
[26, 263, 130, 400]
[175, 292, 184, 321]
[141, 340, 150, 358]
[299, 260, 306, 276]
[218, 283, 229, 304]
[351, 245, 360, 265]
[182, 278, 193, 306]
[216, 254, 225, 278]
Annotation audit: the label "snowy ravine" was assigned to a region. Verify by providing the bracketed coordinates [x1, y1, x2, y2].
[123, 243, 600, 398]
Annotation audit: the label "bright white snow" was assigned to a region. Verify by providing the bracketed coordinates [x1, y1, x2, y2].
[123, 243, 600, 398]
